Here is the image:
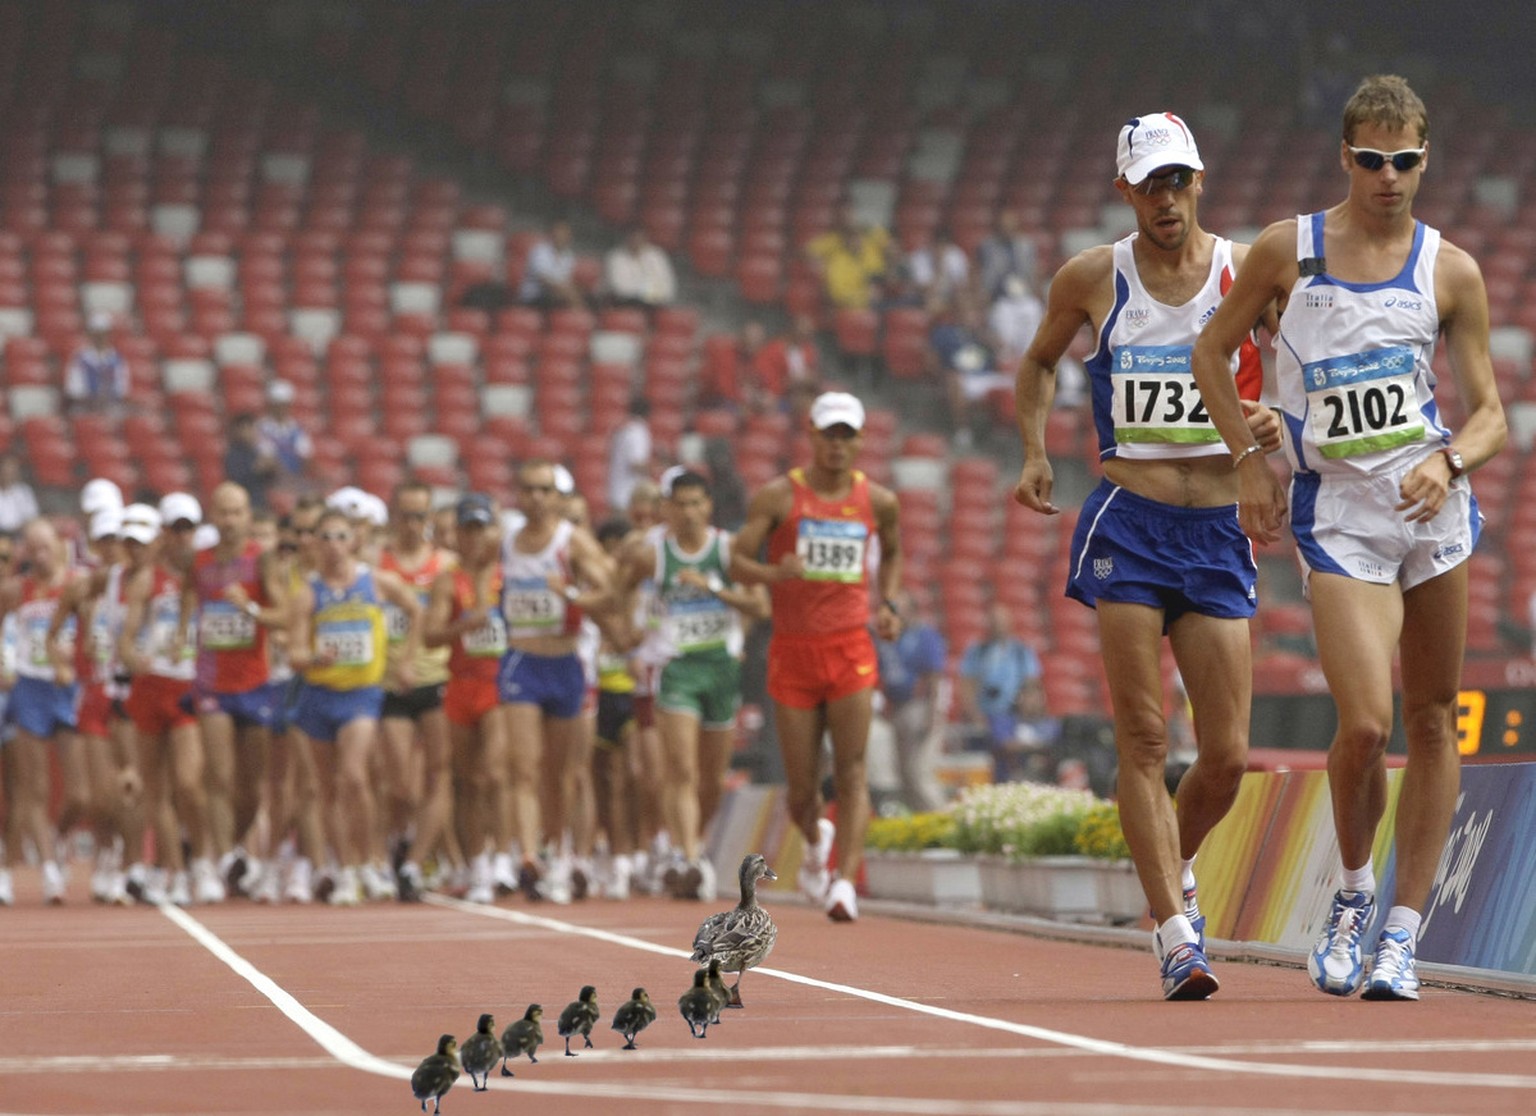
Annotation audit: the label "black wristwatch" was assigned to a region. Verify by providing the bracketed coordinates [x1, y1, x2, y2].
[1439, 446, 1466, 480]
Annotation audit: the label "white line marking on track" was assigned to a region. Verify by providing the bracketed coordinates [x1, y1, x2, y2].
[149, 898, 1536, 1114]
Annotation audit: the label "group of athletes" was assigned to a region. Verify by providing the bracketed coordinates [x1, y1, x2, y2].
[0, 387, 902, 926]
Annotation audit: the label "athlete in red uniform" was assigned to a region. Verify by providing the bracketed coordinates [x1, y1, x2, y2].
[730, 392, 903, 922]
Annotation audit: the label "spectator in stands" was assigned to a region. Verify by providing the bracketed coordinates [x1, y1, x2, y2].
[803, 201, 893, 311]
[703, 437, 749, 533]
[756, 313, 822, 407]
[987, 275, 1046, 375]
[223, 413, 279, 512]
[0, 454, 39, 533]
[929, 295, 1008, 448]
[518, 217, 586, 309]
[604, 226, 676, 311]
[896, 225, 972, 315]
[257, 380, 313, 492]
[705, 320, 771, 411]
[875, 588, 949, 812]
[954, 603, 1045, 783]
[606, 397, 654, 513]
[64, 312, 129, 415]
[977, 208, 1041, 304]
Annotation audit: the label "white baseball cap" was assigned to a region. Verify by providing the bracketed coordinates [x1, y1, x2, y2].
[1116, 111, 1203, 186]
[552, 463, 575, 497]
[88, 506, 123, 541]
[809, 391, 866, 432]
[120, 503, 161, 545]
[326, 486, 367, 517]
[80, 477, 123, 515]
[361, 492, 389, 527]
[159, 491, 202, 527]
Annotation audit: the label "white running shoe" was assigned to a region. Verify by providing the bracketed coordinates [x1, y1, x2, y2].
[360, 862, 398, 901]
[606, 853, 632, 900]
[141, 868, 169, 906]
[251, 865, 281, 905]
[0, 868, 13, 906]
[1362, 929, 1421, 1001]
[168, 871, 192, 907]
[798, 818, 835, 904]
[192, 859, 226, 904]
[825, 875, 859, 922]
[42, 860, 67, 905]
[493, 851, 517, 895]
[544, 856, 573, 904]
[284, 858, 314, 905]
[695, 857, 717, 904]
[329, 867, 362, 906]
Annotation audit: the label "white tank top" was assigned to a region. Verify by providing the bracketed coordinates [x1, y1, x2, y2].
[500, 518, 581, 640]
[1086, 234, 1260, 462]
[1274, 213, 1448, 477]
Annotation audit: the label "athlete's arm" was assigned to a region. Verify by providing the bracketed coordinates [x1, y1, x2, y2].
[727, 478, 798, 585]
[1192, 219, 1299, 543]
[1012, 248, 1107, 515]
[285, 581, 317, 672]
[870, 483, 904, 641]
[116, 567, 152, 676]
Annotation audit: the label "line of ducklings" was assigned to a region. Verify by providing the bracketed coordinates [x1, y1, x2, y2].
[412, 853, 779, 1113]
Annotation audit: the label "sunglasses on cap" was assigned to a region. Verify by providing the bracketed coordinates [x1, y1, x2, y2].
[1130, 167, 1197, 196]
[1348, 146, 1425, 172]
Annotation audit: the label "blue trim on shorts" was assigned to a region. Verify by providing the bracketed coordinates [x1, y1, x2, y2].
[9, 675, 80, 737]
[195, 686, 275, 729]
[1065, 480, 1257, 628]
[1289, 472, 1349, 578]
[497, 648, 585, 719]
[290, 683, 383, 743]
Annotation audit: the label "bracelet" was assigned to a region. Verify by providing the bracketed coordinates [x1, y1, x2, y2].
[1231, 444, 1263, 469]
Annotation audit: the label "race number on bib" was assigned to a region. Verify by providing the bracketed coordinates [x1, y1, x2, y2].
[200, 603, 257, 650]
[1110, 345, 1218, 446]
[795, 519, 867, 583]
[1303, 346, 1424, 459]
[315, 622, 374, 667]
[462, 612, 508, 658]
[502, 580, 563, 630]
[668, 604, 731, 654]
[384, 603, 410, 643]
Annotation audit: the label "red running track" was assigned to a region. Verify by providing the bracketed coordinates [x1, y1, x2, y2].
[1, 867, 1533, 1116]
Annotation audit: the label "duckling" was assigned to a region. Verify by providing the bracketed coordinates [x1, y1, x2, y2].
[411, 1034, 460, 1114]
[557, 985, 600, 1056]
[703, 959, 729, 1024]
[458, 1014, 501, 1092]
[678, 969, 718, 1039]
[498, 1003, 543, 1077]
[610, 987, 656, 1050]
[689, 852, 778, 1008]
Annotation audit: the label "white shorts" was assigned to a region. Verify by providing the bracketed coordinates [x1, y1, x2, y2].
[1289, 461, 1481, 593]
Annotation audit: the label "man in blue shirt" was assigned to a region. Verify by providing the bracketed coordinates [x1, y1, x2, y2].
[876, 589, 948, 812]
[956, 603, 1046, 781]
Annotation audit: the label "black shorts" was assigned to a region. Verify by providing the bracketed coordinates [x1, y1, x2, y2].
[382, 683, 446, 721]
[595, 690, 635, 748]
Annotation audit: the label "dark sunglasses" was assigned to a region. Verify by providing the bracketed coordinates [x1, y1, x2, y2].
[318, 531, 351, 542]
[1348, 146, 1425, 172]
[520, 484, 555, 494]
[1131, 167, 1197, 196]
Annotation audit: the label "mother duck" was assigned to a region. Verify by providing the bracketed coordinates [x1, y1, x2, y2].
[689, 853, 778, 1008]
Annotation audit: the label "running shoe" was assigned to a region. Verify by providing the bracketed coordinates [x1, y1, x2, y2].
[328, 867, 362, 907]
[1361, 929, 1420, 1001]
[285, 859, 314, 905]
[517, 861, 543, 902]
[1308, 888, 1376, 997]
[1183, 883, 1206, 953]
[1160, 941, 1219, 1000]
[168, 871, 193, 907]
[0, 868, 13, 906]
[42, 860, 67, 905]
[397, 861, 425, 903]
[825, 876, 859, 922]
[798, 817, 835, 905]
[192, 859, 226, 905]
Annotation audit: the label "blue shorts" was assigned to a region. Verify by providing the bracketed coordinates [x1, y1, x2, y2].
[290, 683, 383, 744]
[1066, 481, 1257, 629]
[497, 649, 585, 720]
[269, 678, 301, 735]
[193, 686, 275, 729]
[10, 675, 80, 738]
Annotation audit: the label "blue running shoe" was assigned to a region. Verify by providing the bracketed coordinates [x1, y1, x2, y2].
[1307, 888, 1376, 996]
[1183, 884, 1206, 953]
[1361, 929, 1420, 1001]
[1160, 942, 1219, 1001]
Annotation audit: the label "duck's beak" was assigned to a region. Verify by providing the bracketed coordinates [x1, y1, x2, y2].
[763, 867, 778, 880]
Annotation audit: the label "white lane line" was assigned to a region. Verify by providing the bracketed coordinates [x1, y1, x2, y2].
[424, 894, 1536, 1090]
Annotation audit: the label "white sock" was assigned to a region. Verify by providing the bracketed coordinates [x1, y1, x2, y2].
[1180, 856, 1197, 893]
[1155, 914, 1198, 960]
[1341, 859, 1375, 894]
[1382, 906, 1421, 943]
